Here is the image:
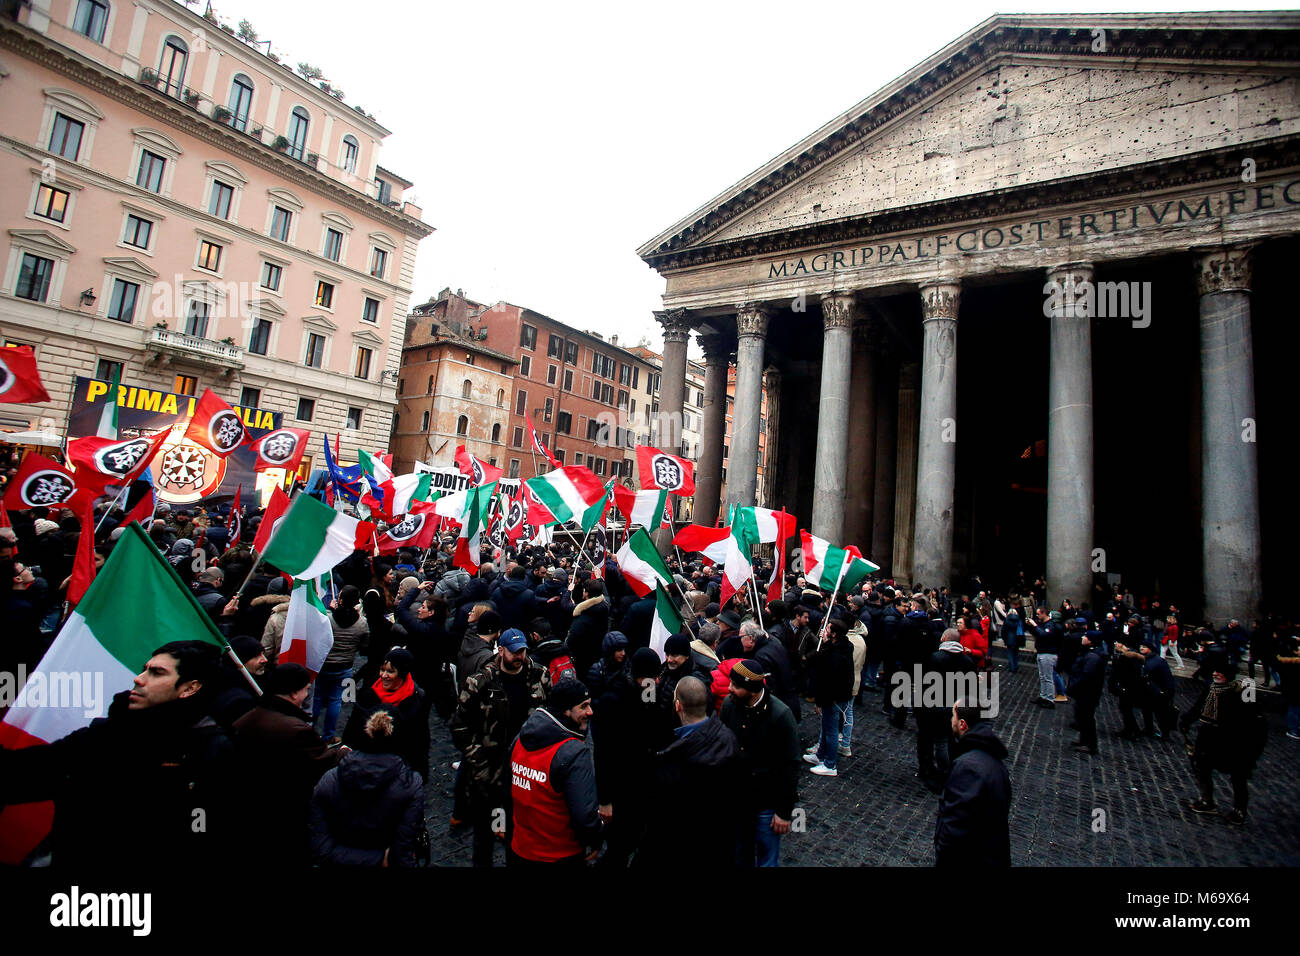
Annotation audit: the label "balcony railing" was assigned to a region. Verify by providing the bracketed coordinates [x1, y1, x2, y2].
[148, 327, 244, 369]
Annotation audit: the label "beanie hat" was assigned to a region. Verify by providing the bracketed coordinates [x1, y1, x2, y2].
[730, 659, 767, 692]
[266, 576, 289, 595]
[383, 647, 416, 679]
[34, 519, 59, 535]
[663, 634, 692, 657]
[548, 678, 590, 713]
[229, 635, 264, 663]
[476, 609, 503, 635]
[630, 647, 662, 680]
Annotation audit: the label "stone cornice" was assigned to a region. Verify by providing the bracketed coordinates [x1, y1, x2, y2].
[643, 135, 1300, 273]
[0, 22, 433, 240]
[638, 15, 1300, 264]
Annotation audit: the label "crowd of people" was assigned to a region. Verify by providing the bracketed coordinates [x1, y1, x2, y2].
[0, 475, 1296, 867]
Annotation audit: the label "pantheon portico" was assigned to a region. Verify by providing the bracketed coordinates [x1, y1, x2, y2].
[638, 13, 1300, 624]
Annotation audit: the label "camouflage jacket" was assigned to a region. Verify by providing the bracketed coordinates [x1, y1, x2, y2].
[450, 657, 548, 796]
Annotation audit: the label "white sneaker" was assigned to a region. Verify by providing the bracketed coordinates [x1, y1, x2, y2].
[451, 761, 461, 770]
[838, 748, 852, 758]
[810, 763, 838, 777]
[802, 753, 821, 765]
[805, 744, 820, 755]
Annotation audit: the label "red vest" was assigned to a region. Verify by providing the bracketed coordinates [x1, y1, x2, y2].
[510, 737, 583, 862]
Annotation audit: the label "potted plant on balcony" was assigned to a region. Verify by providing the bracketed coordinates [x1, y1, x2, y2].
[212, 105, 232, 123]
[183, 89, 201, 107]
[272, 135, 290, 152]
[138, 67, 158, 87]
[220, 336, 236, 346]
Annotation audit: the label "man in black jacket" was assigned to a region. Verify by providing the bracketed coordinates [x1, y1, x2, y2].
[721, 659, 800, 867]
[917, 630, 978, 793]
[803, 619, 855, 777]
[0, 640, 247, 868]
[635, 674, 740, 868]
[1068, 633, 1107, 755]
[934, 700, 1011, 867]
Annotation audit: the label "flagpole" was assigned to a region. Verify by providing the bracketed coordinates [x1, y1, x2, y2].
[94, 484, 131, 533]
[818, 556, 852, 648]
[224, 644, 263, 695]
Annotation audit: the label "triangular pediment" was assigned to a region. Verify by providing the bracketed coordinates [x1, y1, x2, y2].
[638, 12, 1300, 260]
[102, 255, 159, 280]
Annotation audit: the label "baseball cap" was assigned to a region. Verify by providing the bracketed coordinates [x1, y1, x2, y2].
[499, 628, 528, 652]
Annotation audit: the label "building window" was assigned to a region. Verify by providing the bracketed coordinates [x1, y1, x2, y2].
[520, 324, 537, 350]
[509, 459, 520, 479]
[49, 113, 84, 161]
[228, 75, 253, 131]
[354, 347, 372, 379]
[346, 406, 362, 430]
[15, 254, 53, 302]
[95, 358, 122, 381]
[287, 107, 310, 161]
[456, 415, 468, 436]
[305, 333, 325, 368]
[553, 449, 565, 465]
[375, 177, 391, 204]
[620, 364, 632, 386]
[520, 355, 530, 377]
[323, 228, 343, 262]
[564, 341, 579, 365]
[546, 365, 557, 385]
[341, 135, 359, 174]
[617, 389, 628, 410]
[420, 410, 430, 431]
[496, 388, 505, 408]
[123, 214, 152, 249]
[593, 458, 606, 477]
[590, 351, 601, 375]
[158, 36, 188, 99]
[426, 375, 434, 393]
[574, 452, 584, 466]
[136, 150, 166, 192]
[33, 185, 69, 223]
[591, 379, 601, 400]
[514, 389, 527, 416]
[370, 247, 387, 279]
[461, 379, 472, 399]
[547, 334, 562, 359]
[106, 279, 139, 323]
[633, 367, 639, 389]
[512, 426, 523, 447]
[240, 386, 260, 408]
[361, 297, 379, 323]
[543, 397, 553, 422]
[314, 281, 333, 309]
[556, 411, 571, 435]
[491, 423, 501, 443]
[173, 374, 197, 395]
[563, 369, 573, 392]
[270, 206, 292, 241]
[248, 318, 271, 355]
[73, 0, 109, 42]
[296, 397, 315, 421]
[184, 300, 209, 338]
[466, 354, 476, 367]
[197, 240, 222, 272]
[208, 181, 234, 219]
[260, 261, 282, 291]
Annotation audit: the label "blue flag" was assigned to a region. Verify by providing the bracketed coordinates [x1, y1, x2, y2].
[322, 436, 364, 504]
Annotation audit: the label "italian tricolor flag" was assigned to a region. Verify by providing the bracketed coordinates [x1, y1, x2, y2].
[454, 481, 497, 573]
[613, 485, 670, 531]
[281, 575, 335, 675]
[358, 450, 396, 518]
[524, 465, 609, 532]
[0, 523, 227, 864]
[388, 472, 439, 517]
[800, 530, 879, 594]
[260, 492, 374, 580]
[615, 528, 673, 597]
[673, 522, 752, 607]
[649, 585, 685, 660]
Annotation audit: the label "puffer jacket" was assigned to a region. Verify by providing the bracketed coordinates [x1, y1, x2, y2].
[258, 594, 291, 665]
[309, 752, 424, 867]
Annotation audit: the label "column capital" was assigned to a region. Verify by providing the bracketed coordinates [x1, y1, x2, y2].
[820, 291, 859, 331]
[735, 303, 771, 338]
[1045, 260, 1095, 285]
[1194, 246, 1253, 295]
[697, 332, 731, 363]
[654, 308, 693, 344]
[919, 280, 961, 321]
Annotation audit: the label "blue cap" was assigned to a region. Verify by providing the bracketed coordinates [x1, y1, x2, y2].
[499, 628, 528, 652]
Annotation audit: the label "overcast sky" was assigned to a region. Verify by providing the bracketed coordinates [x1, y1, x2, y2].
[228, 0, 1292, 354]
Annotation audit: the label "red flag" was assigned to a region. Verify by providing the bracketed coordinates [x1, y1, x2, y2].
[455, 445, 503, 486]
[250, 427, 311, 473]
[767, 508, 793, 605]
[253, 486, 291, 554]
[2, 454, 77, 511]
[0, 346, 51, 404]
[66, 495, 96, 608]
[121, 487, 155, 529]
[636, 445, 695, 495]
[183, 388, 250, 458]
[376, 501, 440, 552]
[66, 430, 168, 491]
[503, 482, 527, 545]
[225, 484, 243, 552]
[524, 413, 560, 468]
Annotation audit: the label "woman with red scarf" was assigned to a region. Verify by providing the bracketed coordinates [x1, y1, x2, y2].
[342, 647, 430, 780]
[957, 614, 989, 670]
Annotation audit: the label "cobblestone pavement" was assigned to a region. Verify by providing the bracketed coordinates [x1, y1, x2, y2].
[339, 647, 1300, 867]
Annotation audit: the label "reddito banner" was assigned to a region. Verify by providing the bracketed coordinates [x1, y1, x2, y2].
[67, 377, 282, 507]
